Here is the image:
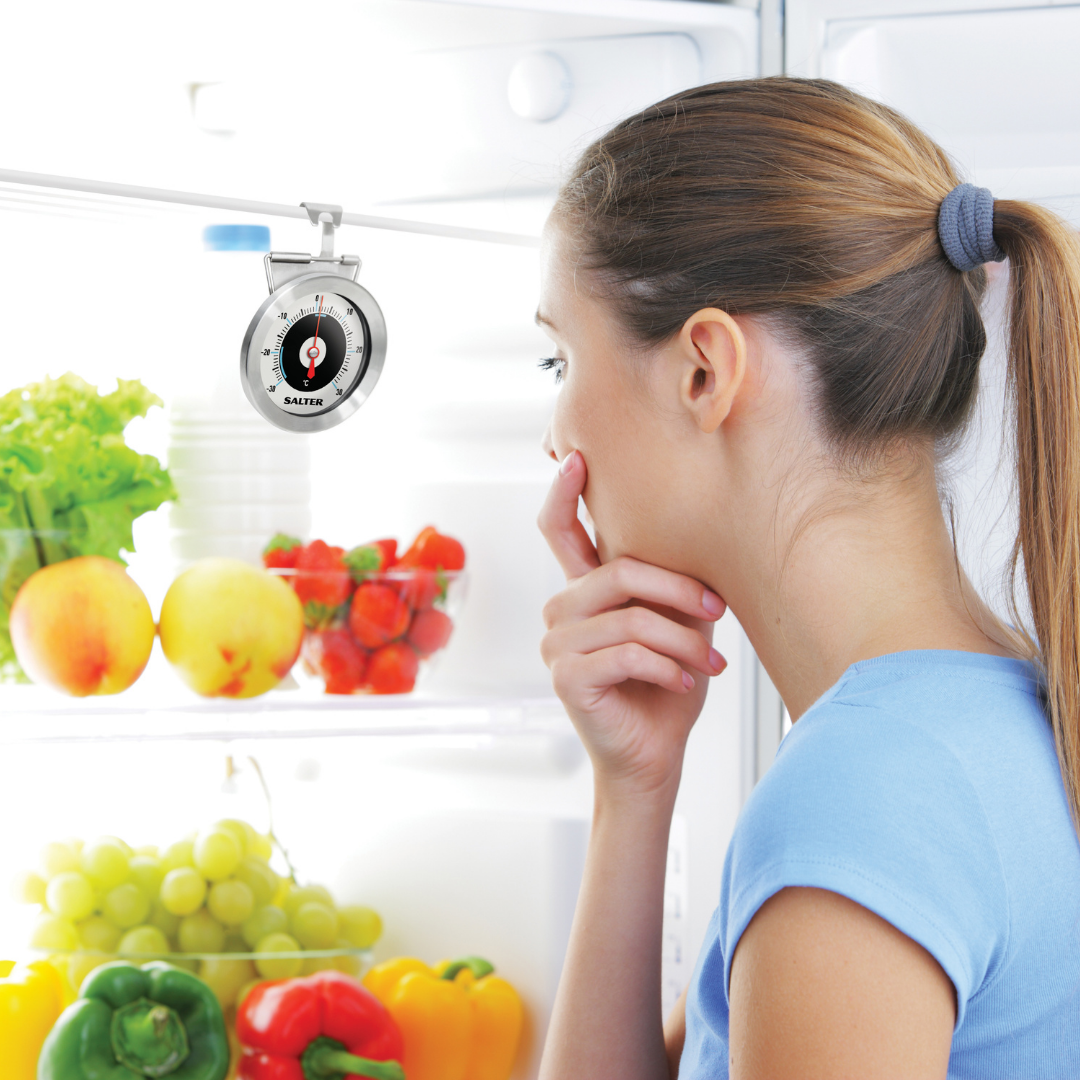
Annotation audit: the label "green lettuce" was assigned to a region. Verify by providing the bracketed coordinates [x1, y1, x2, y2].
[0, 373, 175, 679]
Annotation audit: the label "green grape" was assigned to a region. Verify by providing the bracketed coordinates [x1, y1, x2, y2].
[241, 905, 288, 948]
[171, 957, 200, 974]
[235, 857, 279, 907]
[178, 909, 226, 954]
[45, 871, 96, 922]
[134, 845, 159, 858]
[249, 833, 274, 861]
[11, 870, 47, 905]
[160, 868, 207, 917]
[148, 900, 181, 940]
[223, 933, 248, 953]
[77, 915, 122, 953]
[199, 957, 256, 1009]
[283, 884, 335, 919]
[99, 835, 134, 857]
[160, 840, 195, 873]
[40, 841, 80, 880]
[128, 856, 164, 897]
[80, 840, 129, 891]
[300, 953, 337, 975]
[213, 820, 253, 858]
[332, 942, 363, 978]
[30, 913, 78, 952]
[291, 902, 339, 950]
[102, 883, 150, 930]
[207, 879, 255, 927]
[193, 829, 241, 882]
[253, 932, 303, 979]
[68, 952, 109, 992]
[338, 905, 383, 949]
[118, 925, 170, 956]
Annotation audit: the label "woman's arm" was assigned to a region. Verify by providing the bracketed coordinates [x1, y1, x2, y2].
[540, 778, 680, 1080]
[729, 888, 955, 1079]
[537, 451, 726, 1080]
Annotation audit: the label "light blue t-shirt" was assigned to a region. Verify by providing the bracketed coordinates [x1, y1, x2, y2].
[682, 650, 1080, 1078]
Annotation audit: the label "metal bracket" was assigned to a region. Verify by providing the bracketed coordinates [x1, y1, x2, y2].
[301, 201, 343, 260]
[264, 201, 361, 293]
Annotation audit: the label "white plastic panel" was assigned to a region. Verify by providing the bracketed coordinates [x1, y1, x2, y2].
[819, 5, 1080, 220]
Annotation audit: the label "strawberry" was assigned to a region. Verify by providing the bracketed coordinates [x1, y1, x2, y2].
[344, 538, 397, 582]
[348, 582, 410, 649]
[262, 533, 303, 569]
[302, 628, 368, 695]
[294, 540, 354, 628]
[366, 641, 418, 694]
[398, 567, 440, 612]
[397, 526, 465, 572]
[372, 538, 398, 568]
[407, 609, 453, 658]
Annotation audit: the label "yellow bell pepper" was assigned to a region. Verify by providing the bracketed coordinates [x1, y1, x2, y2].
[0, 960, 65, 1080]
[363, 955, 523, 1080]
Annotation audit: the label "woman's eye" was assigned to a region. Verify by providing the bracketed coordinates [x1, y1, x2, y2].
[538, 356, 566, 383]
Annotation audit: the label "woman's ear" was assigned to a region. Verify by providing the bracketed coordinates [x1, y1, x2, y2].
[678, 308, 747, 433]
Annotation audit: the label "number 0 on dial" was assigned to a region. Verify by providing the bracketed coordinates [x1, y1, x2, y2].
[240, 273, 387, 433]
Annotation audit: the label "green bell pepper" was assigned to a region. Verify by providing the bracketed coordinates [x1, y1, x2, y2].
[37, 960, 230, 1080]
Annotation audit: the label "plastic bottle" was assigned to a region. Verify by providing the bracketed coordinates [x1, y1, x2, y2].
[168, 224, 311, 568]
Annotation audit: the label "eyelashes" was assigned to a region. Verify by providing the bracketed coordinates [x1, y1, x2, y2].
[538, 356, 565, 383]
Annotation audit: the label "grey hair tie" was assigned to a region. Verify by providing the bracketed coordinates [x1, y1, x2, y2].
[938, 183, 1005, 272]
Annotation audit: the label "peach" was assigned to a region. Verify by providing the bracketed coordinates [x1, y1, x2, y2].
[10, 556, 155, 696]
[158, 557, 303, 698]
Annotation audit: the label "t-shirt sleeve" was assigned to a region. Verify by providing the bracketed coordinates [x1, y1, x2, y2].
[721, 703, 1010, 1027]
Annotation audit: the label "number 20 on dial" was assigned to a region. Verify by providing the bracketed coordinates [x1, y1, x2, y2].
[240, 273, 387, 433]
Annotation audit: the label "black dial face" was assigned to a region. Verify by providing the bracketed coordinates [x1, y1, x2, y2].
[257, 290, 370, 416]
[281, 311, 347, 391]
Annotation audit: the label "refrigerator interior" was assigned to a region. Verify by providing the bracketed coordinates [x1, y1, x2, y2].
[0, 3, 756, 1075]
[787, 0, 1080, 626]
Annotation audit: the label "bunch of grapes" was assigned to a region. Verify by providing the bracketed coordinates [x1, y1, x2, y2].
[10, 818, 383, 1008]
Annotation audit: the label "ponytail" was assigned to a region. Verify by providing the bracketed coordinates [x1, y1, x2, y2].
[995, 202, 1080, 829]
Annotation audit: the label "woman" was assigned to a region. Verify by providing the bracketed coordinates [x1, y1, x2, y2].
[534, 78, 1080, 1078]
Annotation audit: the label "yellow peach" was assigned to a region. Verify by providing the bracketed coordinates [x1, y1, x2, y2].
[10, 556, 154, 696]
[158, 557, 302, 698]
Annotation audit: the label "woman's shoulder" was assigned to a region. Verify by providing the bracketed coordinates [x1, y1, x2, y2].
[720, 651, 1046, 1016]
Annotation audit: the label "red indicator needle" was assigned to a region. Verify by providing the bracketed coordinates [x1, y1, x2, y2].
[308, 295, 325, 379]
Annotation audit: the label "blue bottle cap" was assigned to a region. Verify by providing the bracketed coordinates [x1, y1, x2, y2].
[203, 224, 271, 252]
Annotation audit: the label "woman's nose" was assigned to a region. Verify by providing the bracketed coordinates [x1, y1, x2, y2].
[541, 421, 557, 461]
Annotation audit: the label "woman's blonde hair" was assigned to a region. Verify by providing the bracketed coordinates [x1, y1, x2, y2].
[556, 76, 1080, 830]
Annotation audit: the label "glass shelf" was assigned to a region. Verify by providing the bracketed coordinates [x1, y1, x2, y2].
[0, 681, 568, 745]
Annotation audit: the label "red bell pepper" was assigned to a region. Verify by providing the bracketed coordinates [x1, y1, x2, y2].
[236, 970, 405, 1080]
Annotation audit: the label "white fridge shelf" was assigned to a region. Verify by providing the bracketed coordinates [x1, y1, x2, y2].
[0, 683, 569, 745]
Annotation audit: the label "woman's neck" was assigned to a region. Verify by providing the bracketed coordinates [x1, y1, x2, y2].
[719, 464, 1020, 720]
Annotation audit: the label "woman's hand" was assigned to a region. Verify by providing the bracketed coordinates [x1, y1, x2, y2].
[538, 450, 727, 799]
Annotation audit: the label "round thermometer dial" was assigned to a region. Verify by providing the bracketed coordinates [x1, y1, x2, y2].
[241, 273, 386, 433]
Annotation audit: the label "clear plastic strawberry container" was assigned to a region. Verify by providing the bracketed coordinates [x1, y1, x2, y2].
[269, 567, 467, 695]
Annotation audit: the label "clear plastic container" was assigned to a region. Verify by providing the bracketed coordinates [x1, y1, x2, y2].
[271, 568, 467, 695]
[168, 224, 311, 569]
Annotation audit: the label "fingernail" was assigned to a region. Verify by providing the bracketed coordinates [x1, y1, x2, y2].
[559, 451, 578, 476]
[682, 671, 695, 690]
[702, 590, 724, 616]
[709, 648, 723, 672]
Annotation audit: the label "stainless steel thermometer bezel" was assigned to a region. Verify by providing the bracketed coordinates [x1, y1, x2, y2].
[240, 271, 387, 434]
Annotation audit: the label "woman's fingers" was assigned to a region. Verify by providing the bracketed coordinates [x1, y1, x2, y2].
[538, 450, 601, 580]
[551, 642, 695, 701]
[544, 555, 725, 628]
[542, 606, 726, 678]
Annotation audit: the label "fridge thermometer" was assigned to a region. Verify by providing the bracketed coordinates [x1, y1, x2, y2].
[240, 202, 386, 433]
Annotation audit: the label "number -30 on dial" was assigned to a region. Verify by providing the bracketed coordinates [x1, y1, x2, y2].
[240, 273, 387, 433]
